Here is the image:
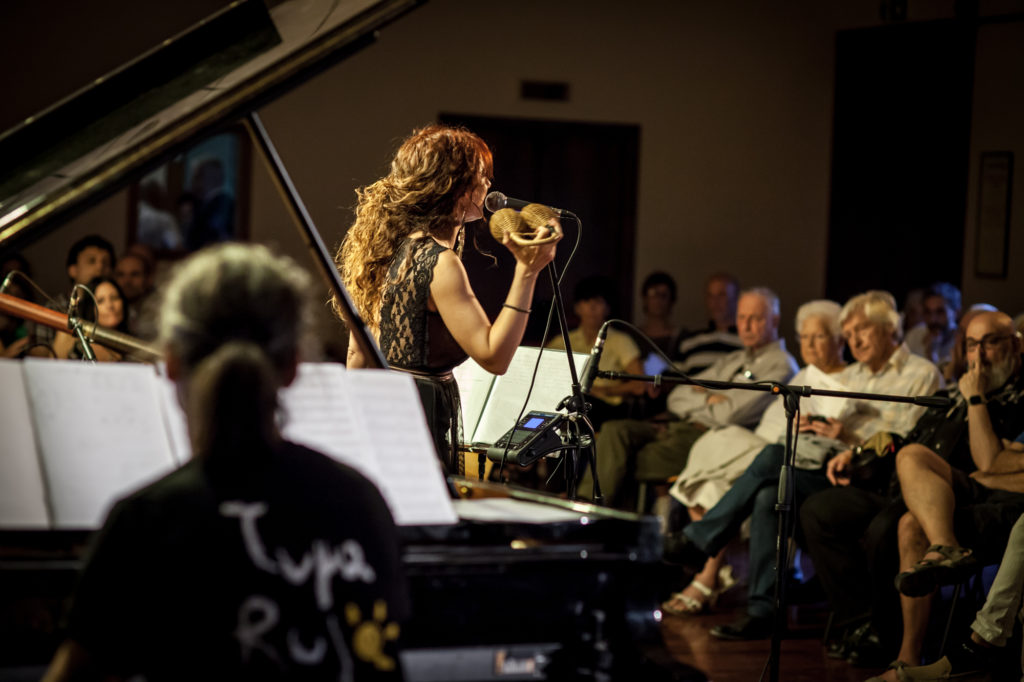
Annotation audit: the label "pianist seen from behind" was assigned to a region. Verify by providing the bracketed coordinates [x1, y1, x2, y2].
[43, 243, 409, 681]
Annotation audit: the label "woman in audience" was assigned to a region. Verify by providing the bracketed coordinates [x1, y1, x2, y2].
[44, 243, 407, 681]
[336, 124, 560, 473]
[53, 276, 130, 361]
[662, 299, 845, 616]
[635, 271, 678, 357]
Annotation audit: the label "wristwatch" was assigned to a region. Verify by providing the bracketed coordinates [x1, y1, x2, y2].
[968, 394, 986, 406]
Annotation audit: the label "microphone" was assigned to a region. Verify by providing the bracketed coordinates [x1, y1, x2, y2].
[0, 271, 14, 294]
[580, 321, 610, 394]
[485, 191, 572, 218]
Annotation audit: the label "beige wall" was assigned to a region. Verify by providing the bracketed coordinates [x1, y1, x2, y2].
[14, 1, 1024, 347]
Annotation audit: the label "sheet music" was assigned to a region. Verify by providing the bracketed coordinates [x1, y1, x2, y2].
[22, 359, 178, 529]
[452, 357, 495, 441]
[278, 363, 381, 481]
[801, 365, 853, 419]
[452, 497, 586, 524]
[471, 347, 589, 445]
[0, 360, 50, 528]
[346, 370, 457, 526]
[155, 372, 193, 465]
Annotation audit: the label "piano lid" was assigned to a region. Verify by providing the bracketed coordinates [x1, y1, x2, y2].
[0, 0, 423, 252]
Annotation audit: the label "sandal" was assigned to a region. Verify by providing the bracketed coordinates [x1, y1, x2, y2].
[661, 565, 737, 616]
[864, 659, 908, 682]
[894, 544, 978, 597]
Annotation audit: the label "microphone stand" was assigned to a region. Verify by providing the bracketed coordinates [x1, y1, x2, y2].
[543, 260, 601, 503]
[599, 368, 949, 682]
[67, 290, 97, 363]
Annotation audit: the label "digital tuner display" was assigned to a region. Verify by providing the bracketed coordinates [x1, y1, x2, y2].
[522, 416, 545, 430]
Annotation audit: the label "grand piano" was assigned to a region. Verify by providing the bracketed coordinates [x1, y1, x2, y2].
[0, 2, 700, 679]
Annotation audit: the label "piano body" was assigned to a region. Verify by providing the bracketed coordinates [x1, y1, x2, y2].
[0, 1, 697, 679]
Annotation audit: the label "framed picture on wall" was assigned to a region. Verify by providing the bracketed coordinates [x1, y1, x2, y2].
[974, 151, 1013, 279]
[127, 125, 251, 255]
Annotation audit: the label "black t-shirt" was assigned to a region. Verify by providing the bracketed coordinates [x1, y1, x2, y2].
[65, 441, 409, 681]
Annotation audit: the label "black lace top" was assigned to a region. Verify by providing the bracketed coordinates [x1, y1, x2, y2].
[378, 238, 468, 373]
[378, 237, 467, 474]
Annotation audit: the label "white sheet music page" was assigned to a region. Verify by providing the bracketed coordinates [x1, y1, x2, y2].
[451, 357, 495, 443]
[0, 360, 50, 528]
[346, 370, 457, 526]
[801, 365, 853, 419]
[22, 359, 179, 529]
[278, 363, 381, 481]
[472, 347, 589, 445]
[154, 370, 193, 465]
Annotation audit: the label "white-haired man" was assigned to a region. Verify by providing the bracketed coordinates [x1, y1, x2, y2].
[578, 288, 798, 507]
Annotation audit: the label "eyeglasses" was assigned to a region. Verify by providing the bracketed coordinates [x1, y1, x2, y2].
[965, 334, 1012, 353]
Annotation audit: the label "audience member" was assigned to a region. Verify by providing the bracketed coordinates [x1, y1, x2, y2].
[114, 249, 158, 339]
[661, 299, 845, 617]
[903, 282, 960, 368]
[547, 275, 645, 429]
[663, 291, 941, 642]
[39, 235, 116, 349]
[42, 243, 407, 681]
[799, 311, 1024, 676]
[944, 305, 996, 383]
[902, 288, 927, 336]
[673, 272, 742, 375]
[578, 287, 797, 507]
[53, 276, 130, 362]
[870, 312, 1024, 681]
[635, 271, 678, 357]
[1, 253, 34, 358]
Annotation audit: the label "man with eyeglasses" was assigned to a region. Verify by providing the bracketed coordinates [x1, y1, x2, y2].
[799, 310, 1024, 678]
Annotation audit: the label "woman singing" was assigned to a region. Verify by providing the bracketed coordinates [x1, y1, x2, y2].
[336, 125, 561, 473]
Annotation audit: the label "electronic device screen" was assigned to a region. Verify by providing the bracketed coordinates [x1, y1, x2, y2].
[522, 416, 545, 430]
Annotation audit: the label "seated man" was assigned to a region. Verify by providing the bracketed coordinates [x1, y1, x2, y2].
[37, 234, 116, 350]
[874, 312, 1024, 681]
[578, 287, 798, 507]
[664, 291, 942, 641]
[114, 249, 157, 339]
[799, 310, 1024, 676]
[903, 282, 960, 368]
[673, 272, 742, 376]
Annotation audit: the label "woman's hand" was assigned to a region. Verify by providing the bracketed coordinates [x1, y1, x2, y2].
[501, 221, 562, 277]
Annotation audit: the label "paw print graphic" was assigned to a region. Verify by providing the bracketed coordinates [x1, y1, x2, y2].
[346, 599, 400, 671]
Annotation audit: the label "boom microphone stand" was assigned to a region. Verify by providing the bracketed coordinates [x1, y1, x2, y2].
[599, 365, 951, 682]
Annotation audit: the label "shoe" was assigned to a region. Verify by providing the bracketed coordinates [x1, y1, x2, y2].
[864, 659, 908, 682]
[894, 544, 978, 597]
[897, 654, 992, 682]
[843, 622, 891, 668]
[709, 614, 773, 641]
[661, 531, 709, 571]
[661, 565, 737, 617]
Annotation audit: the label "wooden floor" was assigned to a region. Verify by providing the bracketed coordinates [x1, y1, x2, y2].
[654, 547, 888, 682]
[660, 606, 883, 682]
